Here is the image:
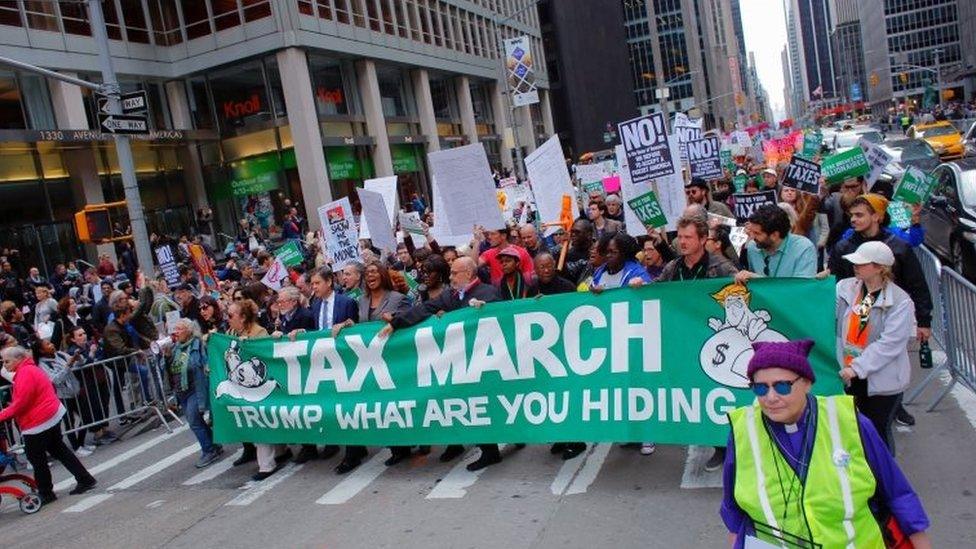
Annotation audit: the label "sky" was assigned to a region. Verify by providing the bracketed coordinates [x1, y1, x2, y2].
[740, 0, 788, 122]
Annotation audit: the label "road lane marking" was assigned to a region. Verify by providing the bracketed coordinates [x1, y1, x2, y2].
[146, 500, 165, 508]
[563, 443, 611, 495]
[226, 463, 304, 506]
[183, 449, 243, 486]
[316, 450, 392, 505]
[62, 444, 199, 513]
[550, 444, 598, 495]
[53, 425, 189, 493]
[680, 445, 723, 489]
[426, 444, 508, 500]
[61, 494, 113, 513]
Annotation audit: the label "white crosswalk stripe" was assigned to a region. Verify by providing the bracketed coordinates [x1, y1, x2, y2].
[52, 425, 189, 493]
[62, 444, 199, 513]
[563, 443, 610, 495]
[226, 463, 304, 506]
[316, 449, 392, 505]
[426, 444, 509, 500]
[183, 449, 243, 486]
[680, 445, 723, 489]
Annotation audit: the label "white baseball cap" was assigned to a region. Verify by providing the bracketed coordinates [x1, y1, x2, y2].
[843, 241, 895, 267]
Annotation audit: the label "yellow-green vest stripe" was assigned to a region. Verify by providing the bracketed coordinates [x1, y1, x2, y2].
[729, 395, 885, 548]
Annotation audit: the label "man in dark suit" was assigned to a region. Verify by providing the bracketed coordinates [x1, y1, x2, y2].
[382, 257, 505, 471]
[271, 285, 319, 464]
[305, 267, 360, 473]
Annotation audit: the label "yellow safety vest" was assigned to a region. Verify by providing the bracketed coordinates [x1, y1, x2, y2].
[729, 395, 885, 548]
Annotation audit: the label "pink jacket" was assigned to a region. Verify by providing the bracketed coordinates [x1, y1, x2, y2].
[0, 359, 63, 431]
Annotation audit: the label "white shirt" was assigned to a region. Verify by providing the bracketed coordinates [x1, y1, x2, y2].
[318, 293, 335, 329]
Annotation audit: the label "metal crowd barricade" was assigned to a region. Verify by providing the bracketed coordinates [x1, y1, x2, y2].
[904, 246, 950, 405]
[925, 268, 976, 411]
[1, 384, 23, 454]
[58, 352, 183, 444]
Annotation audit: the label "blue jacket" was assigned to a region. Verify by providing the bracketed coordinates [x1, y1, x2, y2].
[310, 291, 359, 330]
[592, 260, 653, 288]
[841, 225, 924, 248]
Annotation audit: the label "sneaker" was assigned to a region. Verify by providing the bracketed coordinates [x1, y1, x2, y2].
[251, 470, 277, 482]
[895, 407, 916, 427]
[75, 447, 94, 457]
[83, 444, 97, 452]
[195, 451, 221, 469]
[640, 443, 656, 456]
[704, 448, 725, 472]
[465, 452, 502, 472]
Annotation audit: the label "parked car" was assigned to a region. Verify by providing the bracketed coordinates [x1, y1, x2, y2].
[833, 128, 883, 153]
[907, 121, 965, 159]
[874, 138, 941, 194]
[923, 160, 976, 281]
[963, 120, 976, 157]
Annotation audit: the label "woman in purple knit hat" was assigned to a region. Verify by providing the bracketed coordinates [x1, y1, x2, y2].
[719, 339, 930, 549]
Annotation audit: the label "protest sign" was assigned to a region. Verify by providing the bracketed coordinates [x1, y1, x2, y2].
[732, 190, 778, 222]
[188, 244, 217, 291]
[498, 176, 517, 188]
[687, 136, 723, 180]
[357, 189, 396, 253]
[894, 167, 937, 204]
[398, 211, 427, 247]
[602, 176, 621, 194]
[730, 226, 749, 255]
[733, 173, 747, 193]
[860, 140, 894, 190]
[210, 278, 841, 447]
[574, 163, 607, 184]
[672, 112, 703, 162]
[887, 201, 913, 229]
[626, 190, 668, 228]
[359, 176, 398, 240]
[154, 244, 180, 288]
[428, 144, 505, 233]
[708, 213, 736, 227]
[274, 240, 304, 267]
[260, 257, 289, 291]
[782, 155, 821, 195]
[524, 134, 574, 224]
[720, 149, 733, 172]
[802, 131, 821, 158]
[615, 145, 651, 237]
[318, 197, 361, 269]
[618, 112, 676, 186]
[582, 181, 604, 196]
[430, 177, 472, 248]
[732, 130, 751, 148]
[821, 148, 870, 183]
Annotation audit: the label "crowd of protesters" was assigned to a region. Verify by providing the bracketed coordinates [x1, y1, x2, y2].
[0, 137, 933, 545]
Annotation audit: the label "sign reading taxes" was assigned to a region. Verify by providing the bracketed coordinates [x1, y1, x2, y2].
[782, 155, 821, 194]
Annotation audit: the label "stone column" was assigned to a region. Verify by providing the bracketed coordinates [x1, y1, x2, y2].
[276, 47, 333, 230]
[516, 105, 536, 154]
[163, 80, 208, 214]
[48, 74, 116, 262]
[491, 80, 514, 172]
[356, 59, 394, 177]
[455, 75, 478, 144]
[539, 88, 555, 137]
[411, 68, 440, 153]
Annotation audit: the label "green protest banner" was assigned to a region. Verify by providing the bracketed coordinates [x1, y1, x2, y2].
[893, 167, 936, 204]
[821, 147, 870, 183]
[583, 181, 604, 196]
[802, 131, 822, 158]
[720, 149, 733, 171]
[209, 278, 841, 447]
[887, 201, 913, 229]
[733, 174, 747, 193]
[274, 240, 304, 267]
[626, 190, 668, 228]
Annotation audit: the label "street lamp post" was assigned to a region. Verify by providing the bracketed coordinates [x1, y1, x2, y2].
[493, 0, 542, 181]
[933, 48, 943, 108]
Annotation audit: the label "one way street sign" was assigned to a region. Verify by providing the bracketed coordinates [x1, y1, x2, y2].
[98, 113, 149, 135]
[97, 90, 149, 115]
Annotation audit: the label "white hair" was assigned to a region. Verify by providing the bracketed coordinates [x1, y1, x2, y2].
[1, 345, 30, 363]
[173, 317, 202, 338]
[277, 286, 301, 302]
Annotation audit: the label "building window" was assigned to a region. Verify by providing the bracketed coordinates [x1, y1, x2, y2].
[377, 67, 412, 117]
[119, 0, 151, 43]
[185, 76, 215, 130]
[148, 0, 182, 45]
[212, 0, 242, 31]
[429, 77, 457, 120]
[309, 56, 351, 116]
[180, 0, 211, 40]
[335, 0, 352, 24]
[209, 60, 274, 132]
[242, 0, 272, 22]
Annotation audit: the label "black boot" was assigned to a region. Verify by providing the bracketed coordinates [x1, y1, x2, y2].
[233, 443, 257, 467]
[320, 444, 340, 460]
[562, 443, 586, 460]
[466, 445, 502, 471]
[439, 445, 465, 462]
[384, 446, 412, 467]
[293, 445, 318, 464]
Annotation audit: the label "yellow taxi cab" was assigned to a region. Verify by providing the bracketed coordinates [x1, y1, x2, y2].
[907, 121, 965, 159]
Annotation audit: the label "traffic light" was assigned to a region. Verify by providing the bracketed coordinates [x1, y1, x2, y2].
[74, 208, 113, 243]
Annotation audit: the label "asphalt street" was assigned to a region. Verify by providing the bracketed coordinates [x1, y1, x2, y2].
[1, 370, 975, 549]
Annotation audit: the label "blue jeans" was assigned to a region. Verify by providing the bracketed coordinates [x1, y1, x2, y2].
[179, 390, 214, 455]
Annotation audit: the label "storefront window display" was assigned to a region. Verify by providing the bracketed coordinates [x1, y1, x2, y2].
[209, 60, 276, 132]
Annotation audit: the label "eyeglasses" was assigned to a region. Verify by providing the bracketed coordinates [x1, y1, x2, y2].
[750, 376, 801, 397]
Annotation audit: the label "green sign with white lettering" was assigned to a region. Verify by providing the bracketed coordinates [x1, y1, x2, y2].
[209, 278, 841, 446]
[626, 190, 668, 228]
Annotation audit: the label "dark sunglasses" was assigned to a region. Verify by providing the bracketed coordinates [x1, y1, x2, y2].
[750, 376, 801, 397]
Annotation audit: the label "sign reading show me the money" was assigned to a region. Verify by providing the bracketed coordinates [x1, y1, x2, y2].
[210, 279, 840, 447]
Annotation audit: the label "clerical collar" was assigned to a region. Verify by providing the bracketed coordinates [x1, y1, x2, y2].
[784, 423, 799, 433]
